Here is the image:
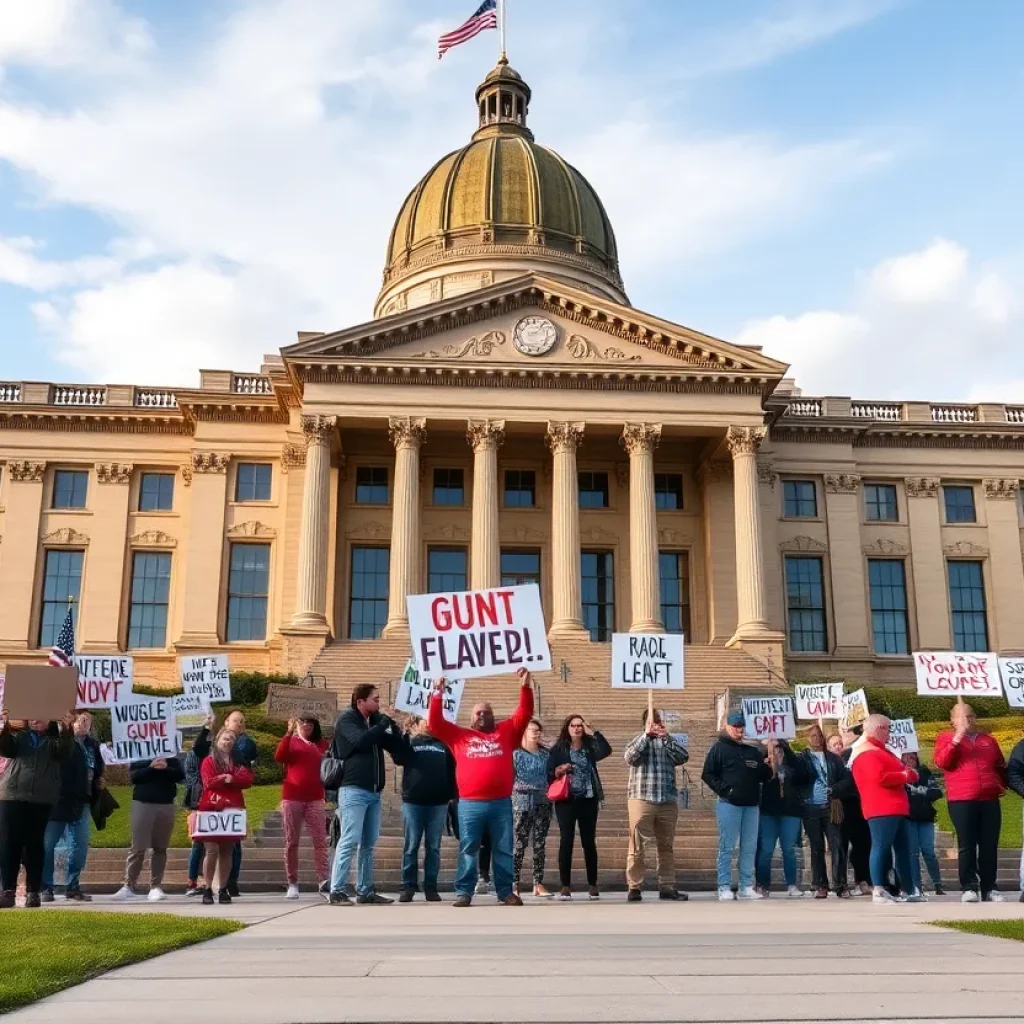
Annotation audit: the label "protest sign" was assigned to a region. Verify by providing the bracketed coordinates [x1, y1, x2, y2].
[393, 659, 464, 723]
[409, 584, 551, 680]
[840, 688, 869, 730]
[110, 698, 177, 762]
[794, 682, 844, 721]
[887, 718, 919, 754]
[180, 655, 231, 703]
[99, 742, 131, 765]
[611, 633, 684, 690]
[658, 710, 687, 750]
[265, 684, 339, 725]
[189, 809, 247, 840]
[715, 691, 728, 730]
[171, 693, 211, 730]
[913, 651, 1001, 697]
[73, 655, 134, 709]
[742, 696, 796, 741]
[2, 665, 78, 721]
[998, 656, 1024, 709]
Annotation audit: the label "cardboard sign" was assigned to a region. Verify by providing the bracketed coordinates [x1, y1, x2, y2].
[171, 693, 211, 730]
[887, 718, 919, 754]
[73, 655, 134, 709]
[998, 656, 1024, 709]
[794, 682, 844, 721]
[742, 696, 796, 741]
[264, 684, 339, 725]
[408, 584, 551, 680]
[913, 651, 1002, 697]
[190, 809, 247, 840]
[1, 665, 78, 721]
[611, 633, 684, 690]
[840, 688, 869, 730]
[180, 655, 231, 703]
[394, 660, 464, 724]
[110, 698, 177, 762]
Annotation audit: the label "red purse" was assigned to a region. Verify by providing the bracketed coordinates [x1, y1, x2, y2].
[547, 773, 571, 802]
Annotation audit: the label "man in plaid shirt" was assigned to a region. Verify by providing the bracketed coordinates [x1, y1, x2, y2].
[623, 710, 689, 901]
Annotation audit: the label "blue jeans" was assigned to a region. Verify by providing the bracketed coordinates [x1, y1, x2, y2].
[330, 788, 381, 897]
[716, 800, 759, 889]
[189, 840, 203, 883]
[755, 814, 801, 888]
[867, 815, 915, 891]
[456, 798, 514, 899]
[42, 808, 92, 891]
[401, 803, 447, 891]
[906, 820, 942, 892]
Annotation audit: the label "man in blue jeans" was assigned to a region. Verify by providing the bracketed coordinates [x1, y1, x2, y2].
[702, 711, 772, 901]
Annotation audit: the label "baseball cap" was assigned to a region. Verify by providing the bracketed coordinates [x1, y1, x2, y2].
[726, 712, 745, 728]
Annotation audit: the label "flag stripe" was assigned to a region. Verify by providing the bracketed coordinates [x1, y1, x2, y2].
[48, 607, 75, 668]
[438, 0, 498, 58]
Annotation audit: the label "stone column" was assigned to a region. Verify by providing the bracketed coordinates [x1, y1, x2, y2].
[983, 478, 1024, 651]
[905, 477, 951, 649]
[290, 415, 336, 632]
[467, 420, 505, 591]
[546, 421, 586, 637]
[0, 461, 46, 648]
[823, 472, 871, 657]
[622, 422, 663, 632]
[382, 417, 426, 638]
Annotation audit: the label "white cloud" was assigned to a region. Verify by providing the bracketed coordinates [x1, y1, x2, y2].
[867, 237, 968, 304]
[0, 235, 120, 289]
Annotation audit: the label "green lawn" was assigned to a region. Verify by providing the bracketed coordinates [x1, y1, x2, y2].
[931, 919, 1024, 943]
[91, 785, 283, 848]
[934, 792, 1023, 850]
[0, 911, 242, 1013]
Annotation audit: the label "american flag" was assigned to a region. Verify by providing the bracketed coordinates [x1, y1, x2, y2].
[48, 607, 75, 668]
[438, 0, 498, 59]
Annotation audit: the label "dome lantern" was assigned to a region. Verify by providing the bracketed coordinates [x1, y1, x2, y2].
[473, 57, 533, 141]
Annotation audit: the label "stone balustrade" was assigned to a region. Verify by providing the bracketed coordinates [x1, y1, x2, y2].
[778, 396, 1023, 425]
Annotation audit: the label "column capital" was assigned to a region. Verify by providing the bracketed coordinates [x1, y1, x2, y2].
[905, 476, 940, 498]
[545, 421, 585, 455]
[620, 422, 662, 455]
[388, 416, 426, 451]
[466, 419, 506, 453]
[96, 462, 133, 485]
[301, 414, 337, 447]
[725, 425, 767, 458]
[8, 460, 46, 482]
[824, 472, 861, 494]
[984, 478, 1020, 500]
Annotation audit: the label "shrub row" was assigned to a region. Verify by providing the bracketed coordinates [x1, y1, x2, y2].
[130, 671, 299, 706]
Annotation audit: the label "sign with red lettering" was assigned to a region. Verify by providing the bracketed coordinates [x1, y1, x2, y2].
[110, 698, 178, 762]
[795, 682, 844, 721]
[408, 584, 551, 680]
[913, 651, 1001, 697]
[742, 696, 796, 741]
[74, 655, 134, 709]
[189, 809, 247, 840]
[998, 657, 1024, 709]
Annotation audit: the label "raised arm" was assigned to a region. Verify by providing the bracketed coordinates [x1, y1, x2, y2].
[427, 685, 463, 748]
[506, 671, 535, 741]
[664, 735, 689, 766]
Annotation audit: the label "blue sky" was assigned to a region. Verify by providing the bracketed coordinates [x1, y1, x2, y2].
[1, 0, 1022, 400]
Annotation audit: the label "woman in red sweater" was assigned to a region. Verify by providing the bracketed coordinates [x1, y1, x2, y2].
[274, 716, 330, 900]
[198, 728, 254, 905]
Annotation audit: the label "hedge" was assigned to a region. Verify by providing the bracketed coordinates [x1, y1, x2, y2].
[131, 671, 299, 706]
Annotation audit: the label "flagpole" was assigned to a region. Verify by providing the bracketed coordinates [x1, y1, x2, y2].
[499, 0, 507, 61]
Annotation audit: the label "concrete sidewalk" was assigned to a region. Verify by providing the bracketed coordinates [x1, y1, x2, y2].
[10, 892, 1024, 1023]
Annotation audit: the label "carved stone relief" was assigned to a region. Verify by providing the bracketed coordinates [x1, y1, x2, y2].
[905, 477, 940, 498]
[345, 521, 390, 540]
[8, 460, 46, 482]
[862, 537, 909, 557]
[423, 523, 470, 542]
[824, 473, 861, 494]
[96, 462, 133, 485]
[41, 527, 89, 547]
[411, 331, 506, 360]
[281, 444, 306, 473]
[943, 540, 989, 558]
[192, 452, 230, 474]
[725, 426, 767, 458]
[567, 334, 641, 363]
[579, 526, 620, 545]
[227, 521, 276, 539]
[983, 478, 1020, 500]
[756, 457, 778, 489]
[130, 530, 178, 548]
[779, 535, 827, 553]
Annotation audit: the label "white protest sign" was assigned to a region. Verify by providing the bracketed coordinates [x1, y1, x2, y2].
[171, 693, 211, 730]
[841, 688, 869, 730]
[180, 655, 231, 703]
[74, 655, 134, 709]
[658, 709, 688, 749]
[99, 742, 131, 765]
[190, 809, 247, 840]
[794, 682, 844, 721]
[611, 633, 684, 689]
[742, 696, 796, 741]
[110, 698, 178, 762]
[998, 656, 1024, 709]
[913, 651, 1001, 697]
[886, 718, 919, 754]
[394, 659, 464, 724]
[409, 584, 551, 680]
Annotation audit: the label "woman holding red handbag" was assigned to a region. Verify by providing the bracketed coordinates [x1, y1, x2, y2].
[546, 715, 612, 901]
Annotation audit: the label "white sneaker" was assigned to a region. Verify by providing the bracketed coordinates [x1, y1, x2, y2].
[905, 890, 928, 903]
[474, 878, 492, 895]
[737, 886, 763, 900]
[787, 885, 804, 898]
[961, 890, 980, 903]
[285, 884, 300, 900]
[984, 891, 1007, 903]
[717, 886, 736, 901]
[147, 887, 167, 902]
[872, 888, 897, 904]
[112, 885, 137, 901]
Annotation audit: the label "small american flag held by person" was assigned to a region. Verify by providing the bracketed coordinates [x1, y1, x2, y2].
[48, 607, 75, 668]
[438, 0, 498, 59]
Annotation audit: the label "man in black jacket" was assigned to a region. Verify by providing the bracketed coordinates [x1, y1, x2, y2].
[800, 723, 852, 899]
[1006, 737, 1024, 903]
[837, 725, 873, 896]
[902, 752, 944, 896]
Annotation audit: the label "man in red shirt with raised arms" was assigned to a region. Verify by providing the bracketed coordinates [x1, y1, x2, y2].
[428, 667, 534, 906]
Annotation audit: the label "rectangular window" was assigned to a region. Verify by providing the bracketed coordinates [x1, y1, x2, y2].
[864, 483, 898, 522]
[654, 473, 684, 511]
[128, 552, 171, 649]
[948, 560, 988, 651]
[355, 466, 388, 505]
[784, 555, 827, 652]
[427, 547, 467, 592]
[578, 471, 609, 509]
[581, 550, 614, 641]
[52, 470, 88, 510]
[944, 485, 976, 524]
[659, 551, 691, 637]
[782, 480, 817, 518]
[504, 470, 536, 508]
[500, 549, 540, 587]
[349, 546, 389, 639]
[226, 543, 270, 641]
[138, 472, 175, 512]
[39, 549, 84, 648]
[868, 559, 909, 654]
[235, 463, 272, 503]
[432, 468, 464, 506]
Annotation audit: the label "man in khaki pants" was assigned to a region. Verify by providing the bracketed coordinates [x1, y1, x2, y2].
[624, 710, 689, 901]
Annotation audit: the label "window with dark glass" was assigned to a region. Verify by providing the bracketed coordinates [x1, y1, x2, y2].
[864, 483, 898, 522]
[659, 551, 691, 636]
[943, 485, 976, 524]
[868, 559, 908, 654]
[500, 549, 540, 587]
[432, 468, 464, 506]
[428, 547, 467, 592]
[355, 466, 388, 505]
[654, 473, 684, 511]
[128, 552, 171, 649]
[784, 555, 827, 652]
[39, 549, 83, 648]
[504, 470, 536, 507]
[235, 463, 272, 502]
[948, 560, 988, 651]
[578, 471, 609, 509]
[226, 543, 270, 641]
[139, 472, 175, 512]
[53, 470, 88, 510]
[581, 550, 614, 641]
[782, 480, 817, 518]
[349, 546, 389, 639]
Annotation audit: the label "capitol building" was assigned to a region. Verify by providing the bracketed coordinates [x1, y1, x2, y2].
[2, 61, 1022, 695]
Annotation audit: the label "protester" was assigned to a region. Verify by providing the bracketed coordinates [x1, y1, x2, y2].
[184, 711, 217, 897]
[800, 723, 852, 899]
[1006, 736, 1024, 903]
[427, 668, 534, 907]
[756, 738, 809, 897]
[275, 716, 330, 900]
[702, 711, 771, 901]
[848, 714, 923, 904]
[837, 725, 873, 896]
[827, 735, 845, 757]
[222, 709, 258, 898]
[512, 719, 553, 898]
[625, 709, 690, 901]
[42, 711, 104, 901]
[933, 702, 1008, 903]
[327, 684, 400, 905]
[0, 711, 75, 908]
[197, 727, 254, 905]
[902, 752, 944, 896]
[547, 713, 612, 900]
[391, 716, 456, 903]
